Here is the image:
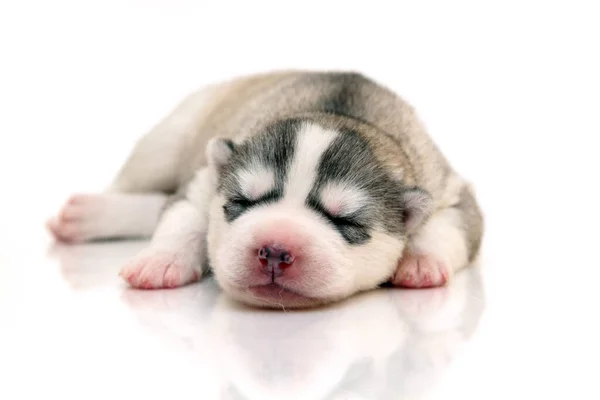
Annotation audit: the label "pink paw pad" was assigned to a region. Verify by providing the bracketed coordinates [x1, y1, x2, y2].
[391, 253, 450, 289]
[119, 252, 200, 290]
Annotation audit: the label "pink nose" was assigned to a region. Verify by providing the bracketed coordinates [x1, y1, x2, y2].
[258, 245, 295, 278]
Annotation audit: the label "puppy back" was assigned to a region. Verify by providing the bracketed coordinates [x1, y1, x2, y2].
[180, 71, 456, 205]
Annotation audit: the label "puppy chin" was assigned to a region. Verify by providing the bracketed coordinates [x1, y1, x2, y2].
[219, 280, 335, 309]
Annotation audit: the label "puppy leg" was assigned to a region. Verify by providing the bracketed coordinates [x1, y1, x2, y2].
[47, 193, 167, 243]
[391, 185, 483, 288]
[48, 89, 216, 243]
[108, 88, 215, 194]
[119, 169, 213, 289]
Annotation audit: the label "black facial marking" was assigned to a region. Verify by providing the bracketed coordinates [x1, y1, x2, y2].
[216, 114, 418, 243]
[223, 190, 281, 222]
[307, 197, 371, 245]
[223, 139, 235, 152]
[308, 128, 407, 244]
[218, 119, 300, 222]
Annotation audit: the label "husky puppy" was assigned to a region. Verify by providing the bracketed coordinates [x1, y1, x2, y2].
[47, 71, 484, 309]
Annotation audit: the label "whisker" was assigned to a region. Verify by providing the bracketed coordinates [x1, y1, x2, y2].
[248, 291, 286, 311]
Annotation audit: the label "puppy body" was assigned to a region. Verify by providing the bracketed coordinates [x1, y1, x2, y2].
[48, 71, 483, 309]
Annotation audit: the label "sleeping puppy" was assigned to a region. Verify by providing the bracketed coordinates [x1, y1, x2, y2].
[47, 71, 484, 309]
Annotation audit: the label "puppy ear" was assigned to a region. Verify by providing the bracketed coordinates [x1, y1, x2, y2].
[401, 187, 433, 233]
[206, 138, 235, 173]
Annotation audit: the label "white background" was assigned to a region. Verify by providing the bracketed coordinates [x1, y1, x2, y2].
[1, 1, 599, 399]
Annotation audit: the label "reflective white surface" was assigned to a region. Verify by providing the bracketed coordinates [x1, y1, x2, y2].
[1, 1, 600, 399]
[2, 230, 599, 400]
[3, 240, 487, 400]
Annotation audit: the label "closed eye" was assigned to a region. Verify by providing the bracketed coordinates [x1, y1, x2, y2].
[223, 190, 280, 222]
[307, 198, 366, 229]
[327, 213, 364, 228]
[306, 197, 371, 245]
[229, 196, 256, 208]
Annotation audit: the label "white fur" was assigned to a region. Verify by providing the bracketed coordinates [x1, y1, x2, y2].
[319, 182, 370, 216]
[48, 193, 167, 242]
[401, 189, 434, 233]
[150, 201, 204, 250]
[207, 190, 404, 308]
[205, 123, 412, 308]
[47, 71, 481, 308]
[342, 230, 404, 291]
[49, 76, 477, 304]
[206, 138, 234, 171]
[119, 198, 206, 288]
[237, 165, 275, 200]
[185, 167, 217, 229]
[119, 169, 215, 288]
[283, 123, 338, 203]
[148, 169, 213, 263]
[408, 207, 469, 274]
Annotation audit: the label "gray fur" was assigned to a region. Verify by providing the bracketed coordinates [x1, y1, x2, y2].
[454, 185, 484, 262]
[47, 70, 487, 306]
[219, 119, 300, 222]
[103, 70, 483, 295]
[114, 71, 451, 199]
[167, 72, 445, 191]
[308, 126, 405, 244]
[214, 115, 433, 245]
[112, 70, 480, 243]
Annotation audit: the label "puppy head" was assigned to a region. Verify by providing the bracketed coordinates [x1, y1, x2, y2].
[206, 119, 432, 309]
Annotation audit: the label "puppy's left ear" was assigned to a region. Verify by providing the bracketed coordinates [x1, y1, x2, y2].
[401, 187, 433, 233]
[206, 138, 235, 174]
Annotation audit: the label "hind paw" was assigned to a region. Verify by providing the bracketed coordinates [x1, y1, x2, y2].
[47, 192, 164, 243]
[47, 194, 107, 243]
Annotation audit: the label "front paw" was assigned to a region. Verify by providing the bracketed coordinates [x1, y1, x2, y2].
[119, 250, 201, 289]
[390, 253, 450, 288]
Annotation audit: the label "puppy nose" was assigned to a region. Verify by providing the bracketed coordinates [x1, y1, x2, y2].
[258, 245, 295, 277]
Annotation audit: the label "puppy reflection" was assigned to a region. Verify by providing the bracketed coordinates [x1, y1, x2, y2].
[48, 240, 148, 290]
[212, 268, 485, 400]
[212, 294, 406, 400]
[118, 268, 484, 400]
